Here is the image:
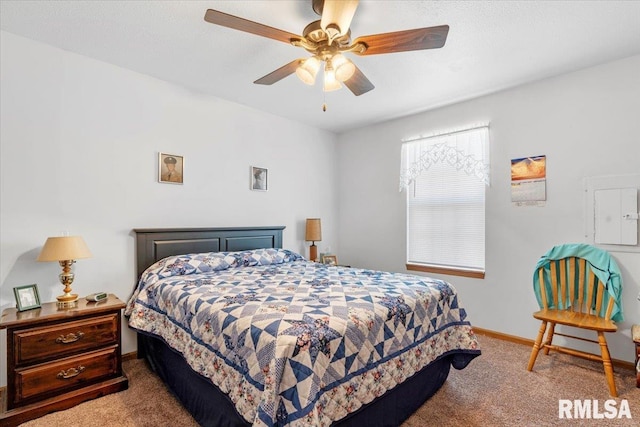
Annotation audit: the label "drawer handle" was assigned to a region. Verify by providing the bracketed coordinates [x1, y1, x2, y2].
[55, 331, 85, 344]
[57, 366, 85, 380]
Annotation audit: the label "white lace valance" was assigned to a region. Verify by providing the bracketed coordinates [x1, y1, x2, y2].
[400, 125, 490, 191]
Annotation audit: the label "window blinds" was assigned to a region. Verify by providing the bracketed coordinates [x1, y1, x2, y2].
[401, 126, 489, 271]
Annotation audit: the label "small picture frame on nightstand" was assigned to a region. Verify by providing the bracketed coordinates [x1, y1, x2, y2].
[13, 284, 41, 311]
[322, 255, 338, 265]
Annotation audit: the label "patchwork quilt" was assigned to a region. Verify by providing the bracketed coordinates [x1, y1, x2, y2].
[126, 249, 480, 427]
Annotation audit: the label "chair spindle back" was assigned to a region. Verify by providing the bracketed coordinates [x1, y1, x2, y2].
[536, 257, 614, 320]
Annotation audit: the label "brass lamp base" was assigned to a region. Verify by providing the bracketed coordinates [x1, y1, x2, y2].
[57, 299, 78, 309]
[57, 259, 79, 309]
[57, 293, 79, 302]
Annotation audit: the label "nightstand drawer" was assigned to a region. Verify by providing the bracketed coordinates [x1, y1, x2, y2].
[13, 314, 119, 366]
[14, 346, 119, 405]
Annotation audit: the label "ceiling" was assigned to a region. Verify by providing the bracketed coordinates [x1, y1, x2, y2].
[2, 1, 640, 134]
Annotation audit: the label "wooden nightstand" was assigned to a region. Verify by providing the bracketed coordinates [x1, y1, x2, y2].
[0, 294, 129, 426]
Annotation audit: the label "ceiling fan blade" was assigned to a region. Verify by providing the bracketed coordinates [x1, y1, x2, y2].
[321, 0, 359, 38]
[353, 25, 449, 56]
[343, 65, 374, 96]
[254, 59, 303, 85]
[204, 9, 300, 44]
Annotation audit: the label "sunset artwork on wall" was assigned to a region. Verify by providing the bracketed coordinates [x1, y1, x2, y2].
[511, 155, 546, 205]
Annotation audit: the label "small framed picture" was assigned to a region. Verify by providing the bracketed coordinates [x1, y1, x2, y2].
[322, 255, 337, 266]
[159, 153, 184, 184]
[251, 166, 268, 191]
[14, 284, 41, 312]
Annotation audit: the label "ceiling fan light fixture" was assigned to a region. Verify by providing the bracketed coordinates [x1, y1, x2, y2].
[204, 0, 446, 98]
[295, 57, 321, 85]
[332, 53, 356, 82]
[323, 68, 341, 92]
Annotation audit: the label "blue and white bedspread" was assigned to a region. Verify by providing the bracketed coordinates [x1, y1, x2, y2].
[126, 249, 480, 427]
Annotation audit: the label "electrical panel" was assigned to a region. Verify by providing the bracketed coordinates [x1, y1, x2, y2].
[594, 188, 638, 245]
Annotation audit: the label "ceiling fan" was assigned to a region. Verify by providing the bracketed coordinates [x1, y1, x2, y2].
[204, 0, 449, 98]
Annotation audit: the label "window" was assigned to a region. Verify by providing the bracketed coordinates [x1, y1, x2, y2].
[400, 126, 490, 278]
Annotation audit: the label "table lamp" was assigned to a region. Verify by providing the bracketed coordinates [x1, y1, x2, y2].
[37, 236, 92, 308]
[305, 218, 322, 262]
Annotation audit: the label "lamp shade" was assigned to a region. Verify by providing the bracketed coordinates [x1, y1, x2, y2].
[332, 54, 356, 82]
[296, 57, 321, 85]
[37, 236, 92, 262]
[323, 68, 341, 92]
[305, 218, 322, 242]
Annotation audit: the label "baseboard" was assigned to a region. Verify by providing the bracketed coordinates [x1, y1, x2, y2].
[473, 326, 534, 347]
[472, 326, 635, 371]
[123, 351, 138, 362]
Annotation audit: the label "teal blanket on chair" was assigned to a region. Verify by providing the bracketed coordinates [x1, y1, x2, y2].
[532, 243, 623, 322]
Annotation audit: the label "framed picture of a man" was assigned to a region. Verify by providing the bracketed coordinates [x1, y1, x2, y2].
[250, 166, 268, 191]
[159, 153, 184, 184]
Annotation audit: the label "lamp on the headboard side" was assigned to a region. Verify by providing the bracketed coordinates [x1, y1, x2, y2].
[305, 218, 322, 262]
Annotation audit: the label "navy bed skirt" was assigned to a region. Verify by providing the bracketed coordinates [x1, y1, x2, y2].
[140, 333, 477, 426]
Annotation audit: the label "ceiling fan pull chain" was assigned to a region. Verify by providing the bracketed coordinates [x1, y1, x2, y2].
[322, 92, 327, 112]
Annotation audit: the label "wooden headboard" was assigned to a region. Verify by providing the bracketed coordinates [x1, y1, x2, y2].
[133, 226, 285, 280]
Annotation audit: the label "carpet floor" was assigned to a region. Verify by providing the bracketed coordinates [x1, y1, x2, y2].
[18, 334, 640, 426]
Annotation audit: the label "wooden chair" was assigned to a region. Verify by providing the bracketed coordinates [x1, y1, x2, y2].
[526, 253, 619, 396]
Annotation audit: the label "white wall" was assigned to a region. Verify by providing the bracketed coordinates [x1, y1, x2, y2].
[336, 55, 640, 363]
[0, 32, 338, 386]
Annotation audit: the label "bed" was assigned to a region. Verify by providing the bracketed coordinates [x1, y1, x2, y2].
[126, 226, 480, 427]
